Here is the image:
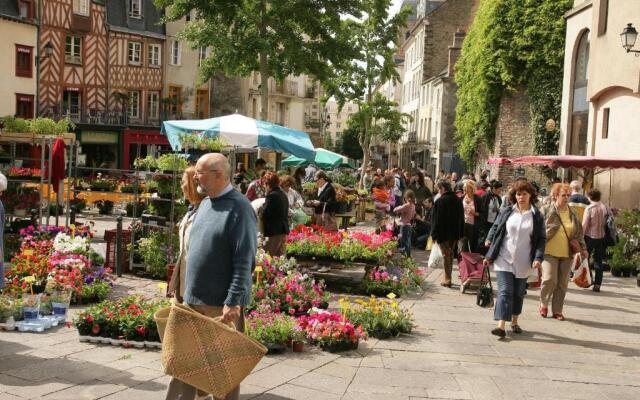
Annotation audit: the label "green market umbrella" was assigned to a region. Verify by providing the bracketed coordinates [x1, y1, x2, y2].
[282, 147, 352, 169]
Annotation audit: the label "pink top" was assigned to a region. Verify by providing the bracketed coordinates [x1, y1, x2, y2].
[393, 202, 416, 225]
[582, 201, 607, 239]
[463, 197, 475, 225]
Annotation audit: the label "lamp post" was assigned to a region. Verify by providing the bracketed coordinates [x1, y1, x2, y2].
[37, 41, 54, 63]
[620, 23, 639, 56]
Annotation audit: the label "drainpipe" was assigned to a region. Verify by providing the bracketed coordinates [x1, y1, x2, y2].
[35, 0, 42, 115]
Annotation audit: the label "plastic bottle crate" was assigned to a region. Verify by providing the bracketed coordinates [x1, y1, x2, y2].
[104, 229, 132, 273]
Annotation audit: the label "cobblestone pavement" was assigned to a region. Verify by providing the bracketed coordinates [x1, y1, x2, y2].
[1, 223, 639, 399]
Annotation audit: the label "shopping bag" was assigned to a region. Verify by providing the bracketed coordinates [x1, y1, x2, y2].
[572, 255, 592, 288]
[428, 242, 444, 269]
[527, 266, 541, 288]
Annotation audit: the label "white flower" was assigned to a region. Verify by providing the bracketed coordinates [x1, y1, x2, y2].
[53, 233, 89, 253]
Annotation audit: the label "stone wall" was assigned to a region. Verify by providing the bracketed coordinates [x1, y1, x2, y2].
[423, 0, 477, 80]
[488, 89, 549, 188]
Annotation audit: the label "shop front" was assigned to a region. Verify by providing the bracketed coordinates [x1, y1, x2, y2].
[77, 130, 120, 173]
[122, 129, 171, 169]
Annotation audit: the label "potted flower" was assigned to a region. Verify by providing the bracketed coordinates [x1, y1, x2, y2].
[361, 267, 407, 297]
[291, 326, 306, 353]
[245, 307, 294, 354]
[50, 290, 72, 318]
[70, 197, 87, 213]
[339, 296, 413, 339]
[22, 294, 41, 320]
[94, 200, 114, 215]
[0, 296, 16, 324]
[90, 178, 117, 192]
[297, 311, 366, 353]
[73, 309, 95, 341]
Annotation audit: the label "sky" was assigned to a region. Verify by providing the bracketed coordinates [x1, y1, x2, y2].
[390, 0, 404, 16]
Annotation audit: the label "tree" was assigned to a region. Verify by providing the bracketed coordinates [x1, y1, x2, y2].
[340, 125, 363, 160]
[323, 134, 334, 151]
[157, 0, 362, 123]
[454, 0, 572, 164]
[323, 0, 411, 188]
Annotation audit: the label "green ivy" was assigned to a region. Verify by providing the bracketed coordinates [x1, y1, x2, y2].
[454, 0, 572, 164]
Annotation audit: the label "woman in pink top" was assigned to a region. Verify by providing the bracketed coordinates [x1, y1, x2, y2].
[582, 188, 609, 292]
[394, 190, 416, 256]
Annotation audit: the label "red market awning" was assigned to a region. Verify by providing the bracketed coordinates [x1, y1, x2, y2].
[488, 156, 640, 169]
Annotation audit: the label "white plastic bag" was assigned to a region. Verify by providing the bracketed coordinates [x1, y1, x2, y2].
[428, 242, 444, 269]
[571, 254, 592, 288]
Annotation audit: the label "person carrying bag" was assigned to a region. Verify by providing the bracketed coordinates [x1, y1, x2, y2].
[539, 183, 588, 321]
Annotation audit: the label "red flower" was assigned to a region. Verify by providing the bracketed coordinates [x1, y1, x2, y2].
[91, 324, 100, 335]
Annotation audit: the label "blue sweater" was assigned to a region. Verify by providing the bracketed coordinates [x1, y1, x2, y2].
[184, 188, 257, 306]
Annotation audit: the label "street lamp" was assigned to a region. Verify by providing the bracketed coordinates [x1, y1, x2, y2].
[37, 41, 54, 63]
[620, 23, 639, 55]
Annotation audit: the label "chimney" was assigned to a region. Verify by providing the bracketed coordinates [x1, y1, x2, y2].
[448, 29, 466, 78]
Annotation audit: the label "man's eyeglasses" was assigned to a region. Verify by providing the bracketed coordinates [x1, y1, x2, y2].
[194, 169, 221, 176]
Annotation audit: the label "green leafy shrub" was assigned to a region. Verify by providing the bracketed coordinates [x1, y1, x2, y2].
[156, 154, 187, 172]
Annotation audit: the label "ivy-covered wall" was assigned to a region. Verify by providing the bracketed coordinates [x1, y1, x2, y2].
[454, 0, 573, 165]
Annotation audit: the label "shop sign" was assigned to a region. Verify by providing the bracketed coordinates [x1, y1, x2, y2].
[81, 131, 118, 144]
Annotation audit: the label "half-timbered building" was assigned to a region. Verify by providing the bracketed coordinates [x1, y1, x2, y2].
[106, 0, 168, 169]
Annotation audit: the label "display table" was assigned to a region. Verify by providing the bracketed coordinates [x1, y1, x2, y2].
[334, 210, 356, 229]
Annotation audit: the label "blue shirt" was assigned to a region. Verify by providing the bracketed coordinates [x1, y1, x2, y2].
[184, 188, 257, 306]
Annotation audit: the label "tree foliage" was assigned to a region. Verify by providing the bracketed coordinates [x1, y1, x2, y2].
[156, 0, 362, 120]
[340, 125, 364, 160]
[454, 0, 572, 164]
[323, 0, 411, 187]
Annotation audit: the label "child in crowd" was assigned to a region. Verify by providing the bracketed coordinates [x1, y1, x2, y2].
[372, 181, 390, 230]
[394, 190, 417, 257]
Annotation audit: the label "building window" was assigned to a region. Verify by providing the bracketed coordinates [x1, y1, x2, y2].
[62, 90, 81, 118]
[598, 0, 608, 36]
[168, 86, 181, 116]
[15, 45, 33, 78]
[128, 91, 140, 119]
[65, 35, 82, 64]
[602, 107, 609, 139]
[570, 30, 590, 155]
[148, 44, 161, 67]
[73, 0, 89, 16]
[129, 0, 142, 18]
[18, 0, 33, 19]
[276, 102, 285, 125]
[148, 91, 159, 119]
[198, 47, 207, 67]
[15, 94, 34, 118]
[128, 41, 142, 65]
[185, 11, 191, 22]
[336, 122, 341, 129]
[170, 40, 181, 65]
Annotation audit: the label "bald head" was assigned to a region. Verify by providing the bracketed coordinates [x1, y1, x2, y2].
[195, 153, 232, 197]
[199, 153, 231, 180]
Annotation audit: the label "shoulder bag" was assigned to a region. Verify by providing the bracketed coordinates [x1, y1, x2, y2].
[557, 208, 581, 255]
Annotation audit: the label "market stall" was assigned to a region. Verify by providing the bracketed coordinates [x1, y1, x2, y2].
[282, 147, 354, 169]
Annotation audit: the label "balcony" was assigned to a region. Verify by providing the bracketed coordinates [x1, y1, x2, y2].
[39, 106, 164, 127]
[407, 131, 417, 143]
[269, 80, 299, 97]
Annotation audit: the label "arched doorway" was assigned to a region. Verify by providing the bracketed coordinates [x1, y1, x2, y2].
[569, 30, 590, 156]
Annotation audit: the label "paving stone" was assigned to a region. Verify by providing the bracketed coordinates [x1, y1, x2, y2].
[290, 371, 350, 395]
[0, 374, 75, 399]
[242, 364, 308, 390]
[0, 393, 25, 400]
[38, 380, 126, 400]
[263, 383, 341, 400]
[453, 375, 505, 400]
[97, 380, 166, 400]
[98, 366, 165, 388]
[351, 367, 460, 391]
[426, 389, 472, 400]
[277, 350, 340, 370]
[313, 361, 358, 379]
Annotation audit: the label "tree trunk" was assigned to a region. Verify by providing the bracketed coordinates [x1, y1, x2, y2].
[258, 0, 268, 158]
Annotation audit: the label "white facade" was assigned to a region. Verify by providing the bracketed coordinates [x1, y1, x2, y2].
[560, 0, 640, 208]
[323, 100, 359, 146]
[400, 22, 425, 144]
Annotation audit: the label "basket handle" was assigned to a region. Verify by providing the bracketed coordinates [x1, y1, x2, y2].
[175, 303, 238, 331]
[212, 316, 237, 331]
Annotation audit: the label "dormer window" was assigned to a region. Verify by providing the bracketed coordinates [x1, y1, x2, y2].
[73, 0, 89, 16]
[18, 0, 33, 19]
[129, 0, 142, 18]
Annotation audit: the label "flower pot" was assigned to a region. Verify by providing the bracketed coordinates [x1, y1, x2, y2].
[611, 269, 622, 277]
[621, 269, 632, 278]
[99, 337, 111, 344]
[144, 341, 162, 349]
[320, 340, 358, 353]
[89, 336, 101, 343]
[264, 343, 287, 354]
[292, 341, 305, 353]
[52, 302, 68, 317]
[23, 307, 39, 321]
[109, 338, 124, 346]
[637, 276, 640, 287]
[369, 329, 394, 340]
[78, 335, 91, 342]
[132, 341, 145, 348]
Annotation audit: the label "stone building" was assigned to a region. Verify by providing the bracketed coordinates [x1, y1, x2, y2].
[323, 100, 359, 151]
[560, 0, 640, 208]
[0, 0, 38, 119]
[397, 0, 477, 173]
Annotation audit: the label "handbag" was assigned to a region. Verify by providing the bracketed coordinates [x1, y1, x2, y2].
[319, 203, 338, 231]
[476, 265, 494, 308]
[604, 207, 618, 247]
[558, 210, 581, 255]
[161, 304, 267, 399]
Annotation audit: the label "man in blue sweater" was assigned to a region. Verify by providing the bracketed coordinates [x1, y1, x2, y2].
[165, 153, 257, 400]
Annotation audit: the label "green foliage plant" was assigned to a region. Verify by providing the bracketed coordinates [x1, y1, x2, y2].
[454, 0, 572, 164]
[156, 153, 188, 172]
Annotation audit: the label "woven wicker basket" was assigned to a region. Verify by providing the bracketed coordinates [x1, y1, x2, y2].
[160, 304, 267, 398]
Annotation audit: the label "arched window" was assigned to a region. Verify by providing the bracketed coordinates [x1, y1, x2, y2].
[570, 30, 590, 155]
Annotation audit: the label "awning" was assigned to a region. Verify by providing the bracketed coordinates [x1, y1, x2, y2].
[487, 155, 640, 169]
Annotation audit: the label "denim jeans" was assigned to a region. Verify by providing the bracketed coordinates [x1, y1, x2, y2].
[585, 236, 606, 285]
[494, 271, 528, 321]
[398, 224, 412, 257]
